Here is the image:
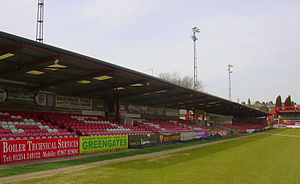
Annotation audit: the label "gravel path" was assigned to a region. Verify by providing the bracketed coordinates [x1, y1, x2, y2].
[0, 135, 254, 184]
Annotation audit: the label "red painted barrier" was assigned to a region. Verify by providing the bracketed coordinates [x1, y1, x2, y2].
[0, 138, 79, 164]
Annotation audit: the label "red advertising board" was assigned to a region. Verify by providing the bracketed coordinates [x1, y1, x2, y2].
[0, 138, 79, 164]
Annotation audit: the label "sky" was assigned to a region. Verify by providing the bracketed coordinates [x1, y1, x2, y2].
[1, 0, 300, 104]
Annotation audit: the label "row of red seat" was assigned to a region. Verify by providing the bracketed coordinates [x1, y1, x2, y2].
[0, 110, 74, 140]
[34, 111, 152, 136]
[0, 110, 213, 140]
[132, 118, 207, 134]
[81, 131, 151, 136]
[221, 122, 265, 130]
[0, 132, 77, 140]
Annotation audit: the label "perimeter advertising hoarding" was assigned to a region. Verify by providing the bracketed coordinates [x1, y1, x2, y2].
[195, 130, 210, 138]
[0, 138, 79, 164]
[210, 129, 228, 136]
[160, 133, 180, 143]
[80, 135, 128, 154]
[180, 130, 210, 141]
[128, 134, 160, 148]
[216, 130, 228, 136]
[180, 132, 197, 141]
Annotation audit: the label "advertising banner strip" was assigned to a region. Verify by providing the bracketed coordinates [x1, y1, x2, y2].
[160, 133, 180, 143]
[0, 138, 79, 164]
[56, 95, 92, 109]
[80, 135, 128, 154]
[128, 134, 161, 148]
[8, 89, 35, 103]
[196, 130, 210, 138]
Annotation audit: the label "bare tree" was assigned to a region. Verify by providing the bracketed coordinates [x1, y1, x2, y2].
[158, 71, 203, 91]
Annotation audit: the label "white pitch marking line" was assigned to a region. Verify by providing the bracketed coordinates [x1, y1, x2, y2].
[264, 133, 300, 138]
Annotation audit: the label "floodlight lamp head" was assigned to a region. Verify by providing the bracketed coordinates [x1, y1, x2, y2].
[192, 27, 200, 33]
[191, 35, 198, 41]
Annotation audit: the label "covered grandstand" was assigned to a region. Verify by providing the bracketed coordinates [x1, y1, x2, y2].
[0, 31, 267, 164]
[0, 31, 266, 117]
[270, 106, 300, 128]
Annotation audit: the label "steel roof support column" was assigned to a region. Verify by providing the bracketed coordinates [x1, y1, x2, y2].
[116, 95, 120, 123]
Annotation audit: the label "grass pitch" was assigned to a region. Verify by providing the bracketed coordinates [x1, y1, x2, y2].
[0, 135, 240, 178]
[6, 129, 300, 184]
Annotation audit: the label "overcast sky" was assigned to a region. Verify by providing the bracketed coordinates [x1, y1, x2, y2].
[1, 0, 300, 104]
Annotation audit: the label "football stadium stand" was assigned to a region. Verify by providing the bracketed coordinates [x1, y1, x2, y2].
[269, 106, 300, 126]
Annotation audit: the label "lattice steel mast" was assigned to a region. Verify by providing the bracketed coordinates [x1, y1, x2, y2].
[36, 0, 44, 43]
[191, 27, 200, 90]
[227, 64, 233, 101]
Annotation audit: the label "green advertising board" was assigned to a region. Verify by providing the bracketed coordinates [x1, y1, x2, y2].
[80, 135, 128, 154]
[7, 89, 35, 103]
